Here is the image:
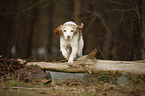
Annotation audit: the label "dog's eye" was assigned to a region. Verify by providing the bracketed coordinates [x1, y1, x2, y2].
[71, 30, 74, 32]
[63, 30, 66, 32]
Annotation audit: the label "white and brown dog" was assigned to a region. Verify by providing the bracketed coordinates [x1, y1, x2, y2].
[54, 21, 84, 65]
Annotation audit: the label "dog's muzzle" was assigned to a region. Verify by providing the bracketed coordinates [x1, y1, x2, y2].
[67, 35, 71, 39]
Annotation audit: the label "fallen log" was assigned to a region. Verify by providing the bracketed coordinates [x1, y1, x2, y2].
[25, 49, 145, 75]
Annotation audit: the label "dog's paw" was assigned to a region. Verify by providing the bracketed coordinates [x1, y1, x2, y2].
[68, 63, 73, 67]
[68, 58, 73, 65]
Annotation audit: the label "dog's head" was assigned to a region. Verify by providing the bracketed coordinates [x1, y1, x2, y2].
[54, 21, 83, 40]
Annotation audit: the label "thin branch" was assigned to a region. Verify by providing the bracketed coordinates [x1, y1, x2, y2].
[0, 0, 48, 16]
[108, 0, 129, 6]
[102, 6, 145, 13]
[85, 10, 120, 39]
[3, 87, 50, 90]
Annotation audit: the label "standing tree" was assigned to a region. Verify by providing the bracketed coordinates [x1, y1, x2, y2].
[131, 0, 144, 60]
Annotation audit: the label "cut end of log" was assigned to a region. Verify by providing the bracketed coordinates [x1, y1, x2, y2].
[86, 49, 97, 59]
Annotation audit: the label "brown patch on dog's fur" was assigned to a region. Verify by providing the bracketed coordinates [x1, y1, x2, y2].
[54, 25, 62, 36]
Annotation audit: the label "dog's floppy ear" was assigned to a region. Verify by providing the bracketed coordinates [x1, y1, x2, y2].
[54, 25, 62, 36]
[75, 23, 84, 38]
[76, 23, 84, 34]
[76, 23, 84, 30]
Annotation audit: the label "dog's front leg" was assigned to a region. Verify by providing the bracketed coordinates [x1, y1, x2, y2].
[68, 47, 77, 65]
[60, 46, 69, 60]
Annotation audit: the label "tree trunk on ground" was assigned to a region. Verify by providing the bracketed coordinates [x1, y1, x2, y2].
[26, 49, 145, 75]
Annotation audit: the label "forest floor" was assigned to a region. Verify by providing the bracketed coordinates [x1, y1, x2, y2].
[0, 72, 145, 96]
[0, 58, 145, 96]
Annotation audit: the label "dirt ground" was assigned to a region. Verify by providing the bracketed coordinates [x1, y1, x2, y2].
[0, 73, 145, 96]
[0, 64, 145, 96]
[0, 86, 128, 96]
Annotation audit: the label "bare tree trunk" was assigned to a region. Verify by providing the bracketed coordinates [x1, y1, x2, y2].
[46, 0, 54, 60]
[0, 1, 14, 57]
[74, 0, 81, 23]
[20, 1, 35, 58]
[131, 0, 144, 60]
[26, 56, 145, 75]
[25, 49, 145, 75]
[21, 15, 33, 58]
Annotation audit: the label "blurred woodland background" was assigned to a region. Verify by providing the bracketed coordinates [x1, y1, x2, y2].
[0, 0, 145, 61]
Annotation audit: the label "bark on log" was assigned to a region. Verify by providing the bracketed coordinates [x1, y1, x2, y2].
[25, 49, 145, 75]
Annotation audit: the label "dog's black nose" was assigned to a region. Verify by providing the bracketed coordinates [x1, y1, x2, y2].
[67, 35, 70, 39]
